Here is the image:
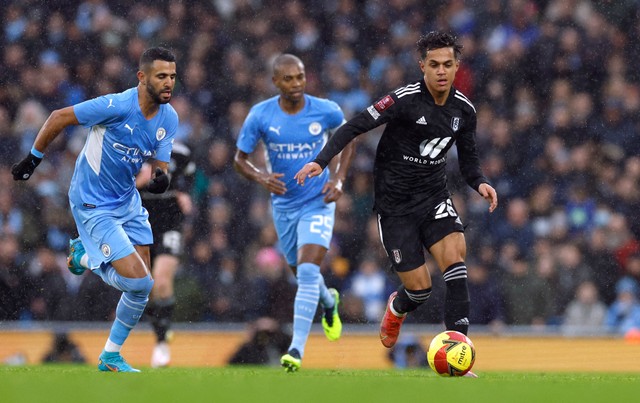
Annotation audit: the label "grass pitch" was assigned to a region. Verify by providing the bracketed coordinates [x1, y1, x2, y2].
[2, 365, 638, 403]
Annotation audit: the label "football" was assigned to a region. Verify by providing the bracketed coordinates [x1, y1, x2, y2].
[427, 330, 476, 376]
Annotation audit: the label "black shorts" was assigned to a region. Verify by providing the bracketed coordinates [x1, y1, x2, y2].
[151, 228, 184, 258]
[146, 201, 184, 258]
[149, 213, 184, 258]
[377, 198, 464, 272]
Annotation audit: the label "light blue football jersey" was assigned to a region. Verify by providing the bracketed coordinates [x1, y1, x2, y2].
[236, 94, 345, 209]
[70, 87, 178, 208]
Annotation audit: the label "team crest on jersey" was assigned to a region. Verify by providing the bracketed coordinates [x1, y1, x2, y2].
[101, 243, 111, 258]
[156, 128, 166, 141]
[451, 117, 460, 132]
[392, 249, 402, 264]
[308, 122, 322, 136]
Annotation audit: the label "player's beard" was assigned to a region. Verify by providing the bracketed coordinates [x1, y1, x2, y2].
[146, 83, 171, 104]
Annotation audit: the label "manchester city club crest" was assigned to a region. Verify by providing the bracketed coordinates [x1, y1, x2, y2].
[101, 243, 111, 258]
[451, 117, 460, 132]
[308, 122, 322, 135]
[156, 127, 166, 141]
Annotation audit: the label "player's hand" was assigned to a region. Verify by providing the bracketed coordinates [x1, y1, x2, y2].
[322, 178, 343, 203]
[11, 153, 42, 181]
[146, 167, 171, 194]
[260, 172, 286, 195]
[478, 183, 498, 213]
[294, 162, 323, 186]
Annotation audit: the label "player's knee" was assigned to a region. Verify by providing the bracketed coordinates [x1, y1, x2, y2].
[123, 274, 154, 296]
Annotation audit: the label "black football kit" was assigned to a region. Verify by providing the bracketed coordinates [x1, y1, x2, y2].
[140, 141, 195, 257]
[314, 80, 489, 217]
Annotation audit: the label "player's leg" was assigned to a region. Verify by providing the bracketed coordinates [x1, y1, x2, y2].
[424, 198, 469, 336]
[271, 205, 305, 372]
[148, 253, 180, 368]
[425, 200, 474, 376]
[97, 246, 153, 372]
[297, 200, 339, 329]
[296, 242, 341, 340]
[70, 199, 154, 372]
[275, 201, 339, 372]
[429, 232, 469, 335]
[146, 228, 182, 368]
[378, 213, 433, 348]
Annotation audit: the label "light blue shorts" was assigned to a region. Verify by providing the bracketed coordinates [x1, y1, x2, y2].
[69, 193, 152, 270]
[272, 198, 336, 266]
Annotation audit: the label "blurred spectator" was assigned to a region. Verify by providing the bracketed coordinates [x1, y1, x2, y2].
[501, 252, 554, 326]
[562, 280, 607, 336]
[605, 277, 640, 334]
[206, 252, 248, 322]
[554, 242, 594, 316]
[343, 257, 392, 323]
[27, 246, 71, 321]
[246, 247, 296, 322]
[0, 234, 30, 320]
[467, 260, 504, 332]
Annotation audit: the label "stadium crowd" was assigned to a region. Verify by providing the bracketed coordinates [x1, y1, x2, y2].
[3, 0, 640, 335]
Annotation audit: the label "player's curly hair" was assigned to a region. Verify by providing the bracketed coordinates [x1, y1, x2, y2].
[416, 32, 463, 60]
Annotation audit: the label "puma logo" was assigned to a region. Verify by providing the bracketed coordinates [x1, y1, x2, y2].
[124, 124, 134, 135]
[107, 99, 115, 108]
[268, 126, 281, 136]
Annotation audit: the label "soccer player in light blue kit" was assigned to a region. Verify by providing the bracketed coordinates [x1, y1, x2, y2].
[234, 54, 355, 372]
[11, 47, 179, 372]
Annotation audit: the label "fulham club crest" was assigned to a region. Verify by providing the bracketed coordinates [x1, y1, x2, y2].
[451, 117, 460, 132]
[392, 249, 402, 264]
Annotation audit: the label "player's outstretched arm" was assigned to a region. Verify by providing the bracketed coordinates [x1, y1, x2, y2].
[294, 162, 323, 186]
[478, 183, 498, 213]
[322, 140, 356, 202]
[12, 106, 78, 181]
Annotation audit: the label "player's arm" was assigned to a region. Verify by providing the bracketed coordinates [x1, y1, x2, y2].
[12, 106, 79, 180]
[323, 137, 356, 203]
[146, 160, 171, 194]
[295, 97, 393, 185]
[233, 149, 286, 195]
[457, 115, 498, 212]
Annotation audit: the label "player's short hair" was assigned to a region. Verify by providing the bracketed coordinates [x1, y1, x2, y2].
[273, 53, 304, 76]
[416, 32, 463, 60]
[139, 47, 176, 70]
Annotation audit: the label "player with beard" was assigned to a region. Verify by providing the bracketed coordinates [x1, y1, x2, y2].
[295, 32, 498, 377]
[12, 47, 179, 372]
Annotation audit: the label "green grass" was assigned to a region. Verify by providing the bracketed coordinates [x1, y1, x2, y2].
[2, 365, 639, 403]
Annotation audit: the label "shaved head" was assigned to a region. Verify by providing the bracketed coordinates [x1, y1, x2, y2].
[273, 54, 304, 76]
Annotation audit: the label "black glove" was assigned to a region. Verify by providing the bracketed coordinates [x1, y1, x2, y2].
[146, 167, 171, 194]
[11, 153, 42, 181]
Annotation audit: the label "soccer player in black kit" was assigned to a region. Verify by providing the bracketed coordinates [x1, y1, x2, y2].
[295, 32, 497, 376]
[137, 141, 195, 367]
